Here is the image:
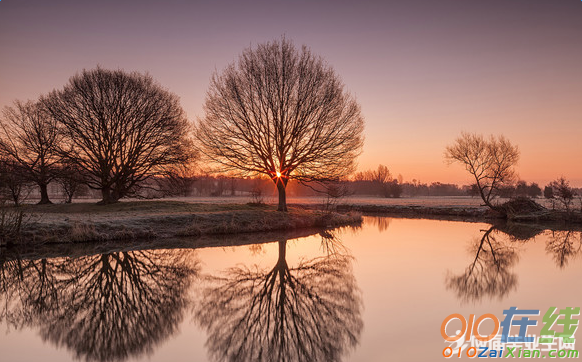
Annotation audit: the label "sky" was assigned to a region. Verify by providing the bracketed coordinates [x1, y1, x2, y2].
[1, 0, 581, 186]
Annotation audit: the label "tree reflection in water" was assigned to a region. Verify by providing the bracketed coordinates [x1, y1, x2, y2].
[194, 237, 363, 362]
[546, 230, 582, 268]
[365, 216, 391, 232]
[447, 225, 582, 303]
[446, 226, 519, 304]
[0, 249, 199, 362]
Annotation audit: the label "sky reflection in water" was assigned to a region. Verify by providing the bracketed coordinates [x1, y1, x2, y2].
[0, 217, 580, 361]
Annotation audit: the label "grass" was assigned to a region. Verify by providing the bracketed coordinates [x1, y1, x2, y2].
[21, 200, 272, 214]
[7, 201, 362, 245]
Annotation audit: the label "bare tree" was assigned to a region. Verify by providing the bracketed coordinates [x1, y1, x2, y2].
[0, 158, 32, 206]
[0, 100, 62, 204]
[43, 68, 195, 204]
[372, 164, 392, 186]
[548, 177, 575, 211]
[197, 38, 364, 211]
[321, 180, 352, 212]
[445, 133, 519, 210]
[352, 164, 401, 198]
[55, 161, 86, 203]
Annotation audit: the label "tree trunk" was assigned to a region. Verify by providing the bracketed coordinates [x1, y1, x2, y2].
[277, 181, 288, 212]
[38, 183, 52, 204]
[98, 187, 118, 205]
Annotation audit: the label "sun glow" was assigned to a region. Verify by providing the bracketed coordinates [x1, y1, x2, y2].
[276, 171, 282, 178]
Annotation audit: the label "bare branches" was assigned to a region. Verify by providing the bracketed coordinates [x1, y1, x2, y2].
[43, 68, 195, 204]
[445, 133, 519, 210]
[197, 38, 364, 211]
[194, 239, 363, 362]
[0, 100, 62, 204]
[446, 226, 519, 304]
[548, 177, 575, 211]
[0, 249, 199, 361]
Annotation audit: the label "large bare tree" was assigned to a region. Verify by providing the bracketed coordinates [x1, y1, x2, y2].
[43, 68, 194, 204]
[445, 133, 519, 210]
[197, 38, 364, 211]
[0, 100, 62, 204]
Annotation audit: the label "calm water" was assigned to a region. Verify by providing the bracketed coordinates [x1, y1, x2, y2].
[1, 217, 581, 361]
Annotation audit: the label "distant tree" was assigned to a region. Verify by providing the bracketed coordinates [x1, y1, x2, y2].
[352, 164, 403, 198]
[159, 163, 197, 197]
[249, 177, 270, 204]
[55, 161, 86, 203]
[467, 184, 480, 197]
[527, 182, 542, 198]
[371, 164, 392, 197]
[43, 68, 194, 204]
[196, 38, 364, 211]
[544, 185, 554, 199]
[445, 133, 519, 210]
[428, 182, 465, 197]
[515, 181, 528, 197]
[386, 180, 402, 198]
[322, 181, 352, 212]
[549, 177, 575, 211]
[0, 100, 62, 204]
[0, 159, 31, 206]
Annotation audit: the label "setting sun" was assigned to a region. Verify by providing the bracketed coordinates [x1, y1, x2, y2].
[276, 171, 282, 178]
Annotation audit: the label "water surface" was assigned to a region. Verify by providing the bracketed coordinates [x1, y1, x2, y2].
[1, 217, 580, 361]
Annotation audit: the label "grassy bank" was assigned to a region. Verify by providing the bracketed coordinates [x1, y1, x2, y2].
[334, 201, 582, 225]
[2, 201, 361, 245]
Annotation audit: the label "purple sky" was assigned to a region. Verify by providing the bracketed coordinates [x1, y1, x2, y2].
[1, 0, 581, 186]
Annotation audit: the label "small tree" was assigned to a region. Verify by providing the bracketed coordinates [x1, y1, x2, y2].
[0, 100, 62, 204]
[43, 68, 194, 204]
[55, 161, 86, 203]
[321, 181, 352, 212]
[197, 38, 364, 211]
[549, 177, 574, 211]
[0, 159, 31, 206]
[372, 164, 392, 197]
[445, 133, 519, 210]
[159, 163, 197, 197]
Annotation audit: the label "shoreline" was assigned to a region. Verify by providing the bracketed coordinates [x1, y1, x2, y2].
[328, 203, 582, 226]
[2, 198, 581, 247]
[2, 201, 362, 246]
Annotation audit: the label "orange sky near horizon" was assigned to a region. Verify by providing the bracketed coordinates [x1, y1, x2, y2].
[0, 0, 580, 186]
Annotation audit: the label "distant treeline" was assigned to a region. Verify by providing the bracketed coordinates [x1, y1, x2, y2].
[10, 159, 582, 204]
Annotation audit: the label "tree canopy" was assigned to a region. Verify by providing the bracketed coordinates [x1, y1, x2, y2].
[43, 67, 194, 204]
[197, 38, 364, 211]
[0, 100, 62, 204]
[445, 133, 519, 210]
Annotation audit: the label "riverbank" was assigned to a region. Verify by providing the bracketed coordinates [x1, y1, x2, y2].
[2, 201, 362, 246]
[332, 201, 582, 226]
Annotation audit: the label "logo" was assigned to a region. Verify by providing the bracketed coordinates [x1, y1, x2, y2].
[441, 307, 580, 358]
